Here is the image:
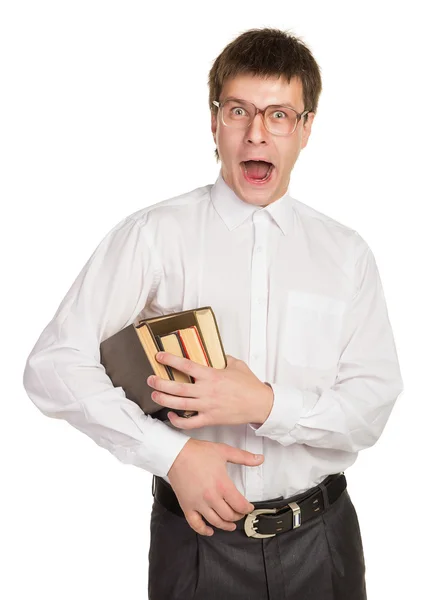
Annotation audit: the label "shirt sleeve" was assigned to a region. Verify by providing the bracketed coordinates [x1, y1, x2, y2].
[249, 233, 404, 453]
[23, 215, 190, 477]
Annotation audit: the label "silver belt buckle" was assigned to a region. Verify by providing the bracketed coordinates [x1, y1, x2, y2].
[244, 502, 302, 538]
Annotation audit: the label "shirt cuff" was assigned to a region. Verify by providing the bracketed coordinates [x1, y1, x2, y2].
[248, 383, 305, 446]
[113, 418, 191, 477]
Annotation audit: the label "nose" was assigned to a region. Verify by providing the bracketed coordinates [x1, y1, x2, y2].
[244, 111, 268, 145]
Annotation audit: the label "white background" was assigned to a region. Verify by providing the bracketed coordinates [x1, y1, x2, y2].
[1, 1, 447, 598]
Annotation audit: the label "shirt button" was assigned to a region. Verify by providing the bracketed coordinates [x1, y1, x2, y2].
[256, 246, 263, 253]
[257, 297, 265, 305]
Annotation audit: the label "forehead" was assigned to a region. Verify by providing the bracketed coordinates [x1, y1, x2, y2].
[220, 73, 304, 109]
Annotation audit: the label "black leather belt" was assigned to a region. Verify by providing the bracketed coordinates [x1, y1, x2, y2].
[152, 472, 347, 538]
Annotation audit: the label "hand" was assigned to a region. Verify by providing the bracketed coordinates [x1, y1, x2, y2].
[147, 353, 274, 429]
[167, 438, 264, 536]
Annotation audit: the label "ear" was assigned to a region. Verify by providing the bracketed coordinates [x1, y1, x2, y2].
[301, 112, 315, 150]
[211, 111, 217, 143]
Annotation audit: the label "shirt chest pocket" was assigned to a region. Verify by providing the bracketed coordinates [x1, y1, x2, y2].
[283, 291, 347, 369]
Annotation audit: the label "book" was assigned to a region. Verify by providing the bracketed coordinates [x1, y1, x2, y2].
[99, 306, 227, 421]
[154, 331, 193, 382]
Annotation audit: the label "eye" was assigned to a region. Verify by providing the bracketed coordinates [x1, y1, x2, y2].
[231, 106, 248, 117]
[272, 110, 286, 119]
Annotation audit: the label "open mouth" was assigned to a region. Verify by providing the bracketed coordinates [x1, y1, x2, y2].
[241, 160, 275, 185]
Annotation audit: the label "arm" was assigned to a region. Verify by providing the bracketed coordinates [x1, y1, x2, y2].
[250, 233, 404, 453]
[23, 215, 190, 476]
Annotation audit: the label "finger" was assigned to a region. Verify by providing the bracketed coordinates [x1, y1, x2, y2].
[156, 352, 209, 380]
[212, 497, 247, 522]
[167, 411, 209, 430]
[225, 354, 237, 366]
[147, 375, 198, 398]
[185, 510, 214, 537]
[151, 390, 199, 414]
[223, 489, 255, 516]
[201, 506, 237, 532]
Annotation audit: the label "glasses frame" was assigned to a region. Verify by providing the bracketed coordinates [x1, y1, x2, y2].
[212, 98, 310, 137]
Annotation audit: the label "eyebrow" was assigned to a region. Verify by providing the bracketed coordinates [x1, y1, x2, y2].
[223, 96, 300, 112]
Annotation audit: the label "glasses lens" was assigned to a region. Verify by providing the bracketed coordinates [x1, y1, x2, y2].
[220, 100, 297, 135]
[265, 106, 297, 135]
[221, 99, 255, 129]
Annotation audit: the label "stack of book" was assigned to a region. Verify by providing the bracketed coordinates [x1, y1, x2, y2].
[99, 306, 226, 421]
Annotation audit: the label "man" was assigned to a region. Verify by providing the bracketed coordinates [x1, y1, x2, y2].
[23, 27, 403, 599]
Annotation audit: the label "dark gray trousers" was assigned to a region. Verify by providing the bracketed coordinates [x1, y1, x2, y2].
[148, 487, 367, 599]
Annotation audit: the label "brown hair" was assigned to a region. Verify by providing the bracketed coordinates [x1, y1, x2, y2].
[208, 28, 322, 161]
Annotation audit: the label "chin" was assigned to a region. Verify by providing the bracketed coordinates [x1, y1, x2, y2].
[239, 190, 274, 207]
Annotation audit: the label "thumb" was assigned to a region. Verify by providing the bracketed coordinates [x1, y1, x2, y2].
[223, 445, 264, 466]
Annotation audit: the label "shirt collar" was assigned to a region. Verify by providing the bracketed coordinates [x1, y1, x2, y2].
[210, 170, 293, 236]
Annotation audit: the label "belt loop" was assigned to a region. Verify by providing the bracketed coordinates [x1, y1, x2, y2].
[318, 481, 330, 510]
[152, 475, 156, 497]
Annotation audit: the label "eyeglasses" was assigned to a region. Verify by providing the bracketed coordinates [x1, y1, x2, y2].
[213, 98, 310, 137]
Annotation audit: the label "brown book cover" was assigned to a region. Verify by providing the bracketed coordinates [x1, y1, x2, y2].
[99, 307, 227, 421]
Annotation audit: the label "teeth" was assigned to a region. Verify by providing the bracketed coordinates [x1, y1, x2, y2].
[242, 163, 274, 181]
[261, 165, 274, 180]
[243, 160, 272, 163]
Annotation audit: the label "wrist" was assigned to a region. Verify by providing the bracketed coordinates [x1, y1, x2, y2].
[258, 381, 274, 424]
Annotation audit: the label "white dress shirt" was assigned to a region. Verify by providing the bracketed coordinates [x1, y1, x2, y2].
[23, 171, 404, 501]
